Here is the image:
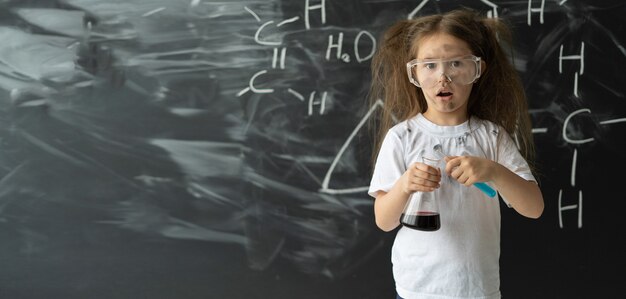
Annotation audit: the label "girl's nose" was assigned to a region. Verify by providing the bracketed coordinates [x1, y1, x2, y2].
[438, 72, 452, 84]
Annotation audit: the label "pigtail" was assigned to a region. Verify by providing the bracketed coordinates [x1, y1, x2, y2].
[368, 20, 424, 167]
[477, 16, 537, 174]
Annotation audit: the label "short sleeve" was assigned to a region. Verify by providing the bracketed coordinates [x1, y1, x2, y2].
[368, 129, 406, 198]
[496, 130, 537, 206]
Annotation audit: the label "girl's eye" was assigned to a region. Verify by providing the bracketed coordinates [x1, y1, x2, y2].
[450, 61, 462, 68]
[424, 63, 437, 69]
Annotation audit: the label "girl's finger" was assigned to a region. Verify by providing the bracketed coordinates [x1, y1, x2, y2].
[415, 163, 440, 176]
[450, 166, 463, 179]
[413, 170, 441, 182]
[445, 158, 462, 174]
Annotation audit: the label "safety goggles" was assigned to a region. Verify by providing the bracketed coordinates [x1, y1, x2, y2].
[406, 55, 482, 88]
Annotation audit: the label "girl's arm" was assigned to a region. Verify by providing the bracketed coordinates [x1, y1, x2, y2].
[445, 156, 544, 219]
[490, 162, 544, 218]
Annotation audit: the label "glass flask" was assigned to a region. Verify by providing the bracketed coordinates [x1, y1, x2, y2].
[400, 156, 442, 231]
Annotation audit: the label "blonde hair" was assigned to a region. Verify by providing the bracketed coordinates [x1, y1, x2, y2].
[369, 8, 535, 172]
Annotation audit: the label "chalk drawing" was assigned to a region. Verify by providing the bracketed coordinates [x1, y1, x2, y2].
[528, 0, 546, 25]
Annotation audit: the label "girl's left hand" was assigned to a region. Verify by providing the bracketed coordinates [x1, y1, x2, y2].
[444, 156, 495, 186]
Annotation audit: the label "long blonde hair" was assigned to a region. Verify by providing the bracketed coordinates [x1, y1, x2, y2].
[369, 8, 535, 172]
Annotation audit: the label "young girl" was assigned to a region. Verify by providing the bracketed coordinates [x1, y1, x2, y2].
[367, 9, 544, 299]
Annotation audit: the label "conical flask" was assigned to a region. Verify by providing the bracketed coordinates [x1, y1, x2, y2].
[400, 156, 441, 231]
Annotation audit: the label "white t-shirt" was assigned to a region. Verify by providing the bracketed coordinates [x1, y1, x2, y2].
[368, 114, 535, 299]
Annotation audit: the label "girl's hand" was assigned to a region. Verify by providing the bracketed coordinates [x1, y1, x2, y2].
[399, 161, 441, 194]
[444, 156, 495, 186]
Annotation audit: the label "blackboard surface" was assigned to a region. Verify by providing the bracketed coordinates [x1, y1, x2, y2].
[0, 1, 625, 298]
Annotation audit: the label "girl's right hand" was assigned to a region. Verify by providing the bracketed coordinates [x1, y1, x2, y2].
[399, 162, 441, 194]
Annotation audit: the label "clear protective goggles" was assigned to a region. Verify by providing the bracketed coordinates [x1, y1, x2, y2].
[406, 55, 482, 88]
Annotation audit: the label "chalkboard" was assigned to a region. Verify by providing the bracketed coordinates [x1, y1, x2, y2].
[0, 1, 625, 298]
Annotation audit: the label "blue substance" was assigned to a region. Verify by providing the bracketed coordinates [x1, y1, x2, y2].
[473, 182, 497, 198]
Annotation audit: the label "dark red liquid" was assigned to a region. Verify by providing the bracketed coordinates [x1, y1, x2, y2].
[401, 212, 441, 231]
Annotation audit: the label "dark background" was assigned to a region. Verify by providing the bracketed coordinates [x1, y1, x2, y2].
[0, 0, 625, 298]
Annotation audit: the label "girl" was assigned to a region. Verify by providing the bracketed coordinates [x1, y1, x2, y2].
[367, 9, 544, 299]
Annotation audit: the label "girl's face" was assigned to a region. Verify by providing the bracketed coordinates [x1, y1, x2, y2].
[414, 33, 478, 125]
